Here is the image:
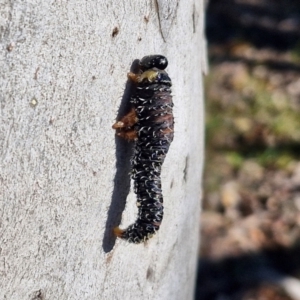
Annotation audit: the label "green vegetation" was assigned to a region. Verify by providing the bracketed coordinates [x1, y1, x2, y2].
[205, 55, 300, 192]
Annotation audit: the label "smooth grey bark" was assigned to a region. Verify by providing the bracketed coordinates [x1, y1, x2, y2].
[0, 1, 205, 299]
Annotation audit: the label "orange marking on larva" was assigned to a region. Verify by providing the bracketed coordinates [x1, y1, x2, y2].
[116, 129, 138, 141]
[154, 114, 173, 123]
[127, 72, 140, 83]
[112, 121, 124, 129]
[112, 108, 138, 129]
[113, 227, 124, 238]
[161, 127, 174, 134]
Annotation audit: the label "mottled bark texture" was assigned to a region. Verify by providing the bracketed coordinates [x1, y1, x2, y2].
[0, 1, 205, 299]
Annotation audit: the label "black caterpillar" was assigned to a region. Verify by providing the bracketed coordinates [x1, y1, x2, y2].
[112, 55, 174, 243]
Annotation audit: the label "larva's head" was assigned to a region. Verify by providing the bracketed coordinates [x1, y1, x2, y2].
[138, 69, 171, 86]
[139, 55, 168, 71]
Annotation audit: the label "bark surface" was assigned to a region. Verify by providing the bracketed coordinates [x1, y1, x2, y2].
[0, 1, 205, 299]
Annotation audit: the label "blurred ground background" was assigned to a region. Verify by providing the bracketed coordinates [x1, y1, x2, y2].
[196, 0, 300, 299]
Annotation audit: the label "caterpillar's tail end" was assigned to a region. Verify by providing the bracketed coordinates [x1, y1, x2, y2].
[114, 223, 160, 243]
[113, 227, 125, 238]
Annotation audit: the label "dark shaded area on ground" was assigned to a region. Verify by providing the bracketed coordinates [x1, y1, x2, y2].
[196, 244, 300, 300]
[207, 0, 300, 51]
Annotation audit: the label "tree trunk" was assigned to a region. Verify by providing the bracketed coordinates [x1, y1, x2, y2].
[0, 1, 205, 299]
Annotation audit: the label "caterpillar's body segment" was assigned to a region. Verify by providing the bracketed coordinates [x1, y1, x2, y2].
[112, 55, 174, 243]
